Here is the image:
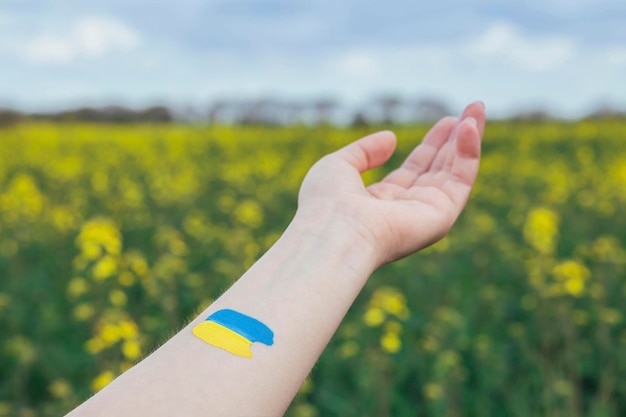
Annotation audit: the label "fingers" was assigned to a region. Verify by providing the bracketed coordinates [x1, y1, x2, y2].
[429, 102, 484, 173]
[331, 102, 484, 194]
[455, 118, 481, 160]
[461, 101, 486, 138]
[441, 116, 482, 208]
[381, 101, 485, 189]
[380, 116, 457, 187]
[333, 130, 397, 173]
[451, 102, 485, 167]
[449, 117, 481, 186]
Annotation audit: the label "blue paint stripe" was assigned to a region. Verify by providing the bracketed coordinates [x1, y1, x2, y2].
[206, 309, 274, 346]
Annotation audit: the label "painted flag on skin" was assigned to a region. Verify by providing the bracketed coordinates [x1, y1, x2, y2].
[192, 309, 274, 358]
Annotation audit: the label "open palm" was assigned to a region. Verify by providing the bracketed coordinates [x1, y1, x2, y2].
[297, 102, 486, 266]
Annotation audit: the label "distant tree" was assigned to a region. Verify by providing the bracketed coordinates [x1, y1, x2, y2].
[585, 105, 626, 120]
[28, 106, 173, 123]
[0, 109, 23, 127]
[313, 98, 339, 125]
[376, 95, 403, 124]
[140, 106, 173, 123]
[236, 99, 262, 125]
[282, 101, 306, 125]
[207, 101, 229, 124]
[233, 98, 291, 125]
[103, 106, 139, 123]
[411, 98, 451, 122]
[350, 111, 370, 128]
[510, 110, 553, 121]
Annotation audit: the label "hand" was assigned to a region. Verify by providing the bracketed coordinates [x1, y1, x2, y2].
[295, 102, 486, 266]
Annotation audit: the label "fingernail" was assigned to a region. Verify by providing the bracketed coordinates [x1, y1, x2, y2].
[477, 101, 485, 109]
[465, 117, 477, 127]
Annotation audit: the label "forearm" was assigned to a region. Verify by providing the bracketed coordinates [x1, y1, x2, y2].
[68, 211, 379, 417]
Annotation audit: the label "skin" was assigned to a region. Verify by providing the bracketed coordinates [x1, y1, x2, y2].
[67, 101, 486, 417]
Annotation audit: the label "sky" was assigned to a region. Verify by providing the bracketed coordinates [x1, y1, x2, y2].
[1, 0, 625, 118]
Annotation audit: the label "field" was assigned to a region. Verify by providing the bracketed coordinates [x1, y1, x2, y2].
[1, 120, 626, 417]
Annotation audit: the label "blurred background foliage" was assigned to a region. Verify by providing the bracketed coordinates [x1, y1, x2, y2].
[1, 119, 626, 416]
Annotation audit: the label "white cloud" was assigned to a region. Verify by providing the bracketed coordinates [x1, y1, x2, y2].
[74, 17, 140, 57]
[467, 22, 576, 72]
[23, 36, 77, 64]
[22, 16, 141, 64]
[603, 47, 626, 68]
[337, 51, 380, 77]
[332, 44, 452, 82]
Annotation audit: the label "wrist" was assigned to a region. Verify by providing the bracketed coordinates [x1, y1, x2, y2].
[285, 205, 381, 275]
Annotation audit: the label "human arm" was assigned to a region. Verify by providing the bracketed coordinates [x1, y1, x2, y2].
[67, 102, 486, 416]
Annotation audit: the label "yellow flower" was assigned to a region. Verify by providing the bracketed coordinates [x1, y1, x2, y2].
[381, 294, 409, 319]
[523, 207, 559, 255]
[0, 401, 12, 416]
[590, 283, 605, 299]
[73, 303, 95, 321]
[118, 271, 136, 287]
[51, 206, 77, 233]
[435, 307, 464, 327]
[119, 320, 139, 339]
[130, 252, 148, 277]
[233, 200, 264, 228]
[564, 278, 584, 297]
[380, 332, 401, 353]
[76, 218, 122, 257]
[85, 338, 105, 354]
[553, 260, 590, 282]
[91, 370, 115, 392]
[599, 308, 623, 325]
[100, 323, 122, 344]
[421, 335, 439, 352]
[299, 377, 314, 394]
[553, 379, 573, 397]
[337, 341, 359, 359]
[120, 361, 134, 372]
[384, 321, 402, 334]
[170, 239, 187, 257]
[121, 340, 141, 360]
[291, 404, 319, 417]
[49, 379, 72, 399]
[92, 256, 118, 281]
[363, 308, 385, 327]
[67, 277, 89, 299]
[81, 243, 102, 260]
[5, 336, 36, 365]
[0, 174, 46, 223]
[591, 236, 626, 263]
[423, 383, 443, 400]
[109, 289, 127, 307]
[91, 171, 109, 193]
[553, 260, 590, 297]
[369, 287, 410, 320]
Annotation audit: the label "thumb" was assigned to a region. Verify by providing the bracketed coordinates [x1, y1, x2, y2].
[333, 131, 397, 173]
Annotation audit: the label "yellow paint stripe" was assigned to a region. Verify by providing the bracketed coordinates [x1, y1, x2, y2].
[192, 321, 253, 358]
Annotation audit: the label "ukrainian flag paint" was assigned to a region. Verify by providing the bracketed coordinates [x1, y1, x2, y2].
[192, 309, 274, 358]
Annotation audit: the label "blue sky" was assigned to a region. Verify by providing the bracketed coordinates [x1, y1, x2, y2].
[1, 0, 625, 117]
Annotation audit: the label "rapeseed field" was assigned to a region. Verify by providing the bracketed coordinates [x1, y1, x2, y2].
[1, 120, 625, 416]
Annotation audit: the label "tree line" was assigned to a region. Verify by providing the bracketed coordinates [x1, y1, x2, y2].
[1, 96, 624, 127]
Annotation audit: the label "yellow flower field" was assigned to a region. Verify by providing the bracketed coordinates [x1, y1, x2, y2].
[1, 120, 625, 416]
